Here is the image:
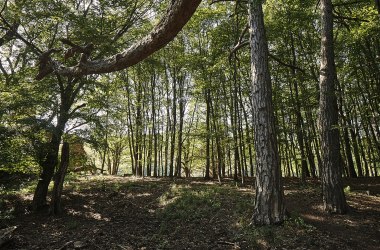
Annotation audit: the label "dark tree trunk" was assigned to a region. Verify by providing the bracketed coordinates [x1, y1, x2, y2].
[164, 74, 171, 177]
[176, 76, 185, 178]
[32, 131, 62, 211]
[169, 74, 177, 178]
[319, 0, 348, 214]
[126, 83, 136, 175]
[231, 58, 240, 181]
[32, 86, 70, 211]
[135, 81, 143, 177]
[248, 0, 286, 225]
[151, 74, 158, 177]
[50, 141, 70, 215]
[343, 127, 357, 178]
[205, 88, 211, 179]
[289, 32, 310, 183]
[349, 126, 363, 177]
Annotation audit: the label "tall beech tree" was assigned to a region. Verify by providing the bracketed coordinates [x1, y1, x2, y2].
[319, 0, 348, 214]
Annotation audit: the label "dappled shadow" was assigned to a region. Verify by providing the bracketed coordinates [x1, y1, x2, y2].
[3, 178, 170, 249]
[2, 176, 380, 249]
[284, 178, 380, 250]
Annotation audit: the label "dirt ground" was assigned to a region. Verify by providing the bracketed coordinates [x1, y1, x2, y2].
[1, 176, 379, 249]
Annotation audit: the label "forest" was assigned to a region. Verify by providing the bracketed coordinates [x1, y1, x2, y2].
[0, 0, 379, 249]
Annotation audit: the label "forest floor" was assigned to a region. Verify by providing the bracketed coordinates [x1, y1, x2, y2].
[1, 175, 380, 249]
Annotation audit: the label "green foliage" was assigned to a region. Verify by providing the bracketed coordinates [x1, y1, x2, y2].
[0, 126, 40, 174]
[1, 0, 379, 183]
[158, 184, 222, 221]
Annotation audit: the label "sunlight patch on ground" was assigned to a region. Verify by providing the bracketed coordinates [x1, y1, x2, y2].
[190, 180, 217, 185]
[135, 192, 152, 197]
[238, 187, 254, 193]
[157, 183, 198, 208]
[302, 213, 324, 222]
[87, 212, 110, 221]
[66, 209, 110, 221]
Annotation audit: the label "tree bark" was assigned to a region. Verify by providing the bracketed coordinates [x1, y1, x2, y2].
[32, 90, 70, 210]
[50, 141, 70, 215]
[205, 88, 211, 179]
[169, 72, 177, 178]
[32, 131, 62, 210]
[319, 0, 348, 214]
[248, 0, 286, 225]
[176, 76, 185, 178]
[289, 33, 310, 182]
[151, 73, 158, 177]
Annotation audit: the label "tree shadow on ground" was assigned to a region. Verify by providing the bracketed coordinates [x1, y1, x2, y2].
[1, 176, 380, 250]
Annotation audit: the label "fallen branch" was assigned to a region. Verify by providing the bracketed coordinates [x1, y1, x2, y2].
[217, 240, 241, 249]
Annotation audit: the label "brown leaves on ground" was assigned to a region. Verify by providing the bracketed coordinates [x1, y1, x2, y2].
[1, 176, 379, 249]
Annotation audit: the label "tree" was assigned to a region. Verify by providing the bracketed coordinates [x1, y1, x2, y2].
[318, 0, 348, 214]
[248, 0, 286, 225]
[50, 141, 70, 215]
[35, 0, 202, 79]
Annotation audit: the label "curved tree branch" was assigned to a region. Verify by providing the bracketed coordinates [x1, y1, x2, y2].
[37, 0, 202, 80]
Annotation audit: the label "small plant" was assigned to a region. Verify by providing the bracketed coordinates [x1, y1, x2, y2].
[284, 214, 316, 231]
[0, 207, 15, 220]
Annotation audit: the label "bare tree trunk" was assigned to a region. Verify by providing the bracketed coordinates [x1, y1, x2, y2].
[319, 0, 348, 214]
[169, 73, 177, 178]
[32, 80, 72, 211]
[205, 88, 211, 179]
[50, 141, 70, 215]
[32, 131, 62, 211]
[248, 0, 286, 225]
[289, 33, 310, 183]
[176, 76, 185, 178]
[151, 74, 158, 177]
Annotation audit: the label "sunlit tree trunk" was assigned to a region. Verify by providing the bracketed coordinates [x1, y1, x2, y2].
[248, 0, 286, 225]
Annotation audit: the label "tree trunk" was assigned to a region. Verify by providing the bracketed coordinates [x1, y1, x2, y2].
[169, 73, 177, 178]
[319, 0, 348, 214]
[50, 141, 70, 215]
[176, 76, 185, 178]
[205, 88, 211, 179]
[289, 33, 310, 183]
[349, 126, 363, 177]
[248, 0, 286, 225]
[151, 74, 158, 177]
[32, 132, 62, 211]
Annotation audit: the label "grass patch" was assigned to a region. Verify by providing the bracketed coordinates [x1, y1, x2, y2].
[158, 184, 222, 222]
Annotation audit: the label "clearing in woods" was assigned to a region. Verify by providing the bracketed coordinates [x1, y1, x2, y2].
[1, 176, 380, 249]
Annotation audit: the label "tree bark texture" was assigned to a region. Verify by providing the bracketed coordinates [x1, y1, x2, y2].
[32, 127, 64, 210]
[50, 141, 70, 215]
[248, 0, 286, 225]
[319, 0, 348, 214]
